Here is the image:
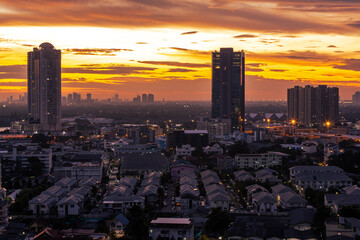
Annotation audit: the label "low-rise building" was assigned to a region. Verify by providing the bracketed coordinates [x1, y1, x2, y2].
[272, 184, 307, 209]
[102, 195, 145, 213]
[176, 144, 195, 158]
[203, 143, 223, 155]
[149, 218, 194, 240]
[235, 153, 282, 169]
[325, 185, 360, 213]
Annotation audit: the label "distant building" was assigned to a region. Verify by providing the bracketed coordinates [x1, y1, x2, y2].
[28, 43, 61, 131]
[212, 48, 245, 132]
[290, 166, 352, 193]
[149, 218, 194, 240]
[352, 91, 360, 105]
[175, 144, 195, 158]
[142, 93, 148, 103]
[235, 153, 282, 169]
[133, 95, 141, 103]
[119, 152, 169, 175]
[86, 93, 91, 102]
[287, 85, 339, 125]
[148, 93, 154, 103]
[167, 130, 208, 149]
[0, 143, 52, 174]
[196, 117, 231, 141]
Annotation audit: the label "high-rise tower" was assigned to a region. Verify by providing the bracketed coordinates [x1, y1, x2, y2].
[28, 42, 61, 132]
[287, 85, 339, 125]
[211, 48, 245, 132]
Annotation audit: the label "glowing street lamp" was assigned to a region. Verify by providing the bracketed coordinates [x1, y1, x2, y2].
[291, 119, 296, 126]
[267, 118, 270, 127]
[325, 121, 331, 133]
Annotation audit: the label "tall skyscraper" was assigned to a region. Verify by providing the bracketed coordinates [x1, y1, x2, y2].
[148, 93, 154, 103]
[287, 85, 339, 125]
[352, 91, 360, 105]
[142, 93, 148, 103]
[86, 93, 92, 102]
[28, 42, 61, 131]
[211, 48, 245, 132]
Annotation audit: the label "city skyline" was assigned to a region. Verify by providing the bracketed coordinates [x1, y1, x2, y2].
[1, 1, 360, 101]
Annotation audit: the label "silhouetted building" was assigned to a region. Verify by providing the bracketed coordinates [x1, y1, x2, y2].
[211, 48, 245, 132]
[287, 85, 339, 125]
[67, 93, 72, 104]
[142, 94, 148, 103]
[167, 130, 208, 149]
[28, 42, 61, 131]
[86, 93, 92, 101]
[73, 92, 81, 103]
[352, 91, 360, 105]
[148, 93, 154, 103]
[133, 95, 141, 103]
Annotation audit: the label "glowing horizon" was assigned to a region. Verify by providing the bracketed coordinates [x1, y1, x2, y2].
[1, 0, 360, 101]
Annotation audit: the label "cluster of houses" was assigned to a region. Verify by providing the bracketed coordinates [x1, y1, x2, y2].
[290, 166, 353, 194]
[29, 177, 99, 216]
[200, 170, 230, 211]
[178, 170, 200, 210]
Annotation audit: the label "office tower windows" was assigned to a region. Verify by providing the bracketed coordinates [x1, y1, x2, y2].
[211, 48, 245, 132]
[28, 42, 61, 131]
[287, 85, 339, 125]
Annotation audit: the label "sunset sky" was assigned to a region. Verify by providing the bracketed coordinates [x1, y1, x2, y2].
[1, 0, 360, 101]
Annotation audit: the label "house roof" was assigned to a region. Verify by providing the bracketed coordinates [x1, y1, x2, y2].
[114, 213, 130, 225]
[252, 192, 276, 204]
[289, 208, 315, 225]
[151, 218, 192, 225]
[120, 153, 169, 172]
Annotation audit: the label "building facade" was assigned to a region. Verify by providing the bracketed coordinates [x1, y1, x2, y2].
[287, 85, 339, 125]
[235, 153, 282, 169]
[28, 42, 61, 132]
[211, 48, 245, 132]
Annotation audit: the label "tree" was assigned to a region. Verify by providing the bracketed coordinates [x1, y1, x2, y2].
[204, 208, 231, 237]
[339, 206, 360, 219]
[28, 157, 45, 176]
[125, 205, 149, 240]
[228, 141, 250, 157]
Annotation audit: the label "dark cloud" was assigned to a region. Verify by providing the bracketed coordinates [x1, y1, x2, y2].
[167, 47, 210, 56]
[259, 39, 280, 44]
[270, 69, 288, 72]
[0, 65, 26, 79]
[266, 50, 333, 61]
[63, 48, 133, 56]
[181, 31, 198, 35]
[327, 45, 337, 48]
[333, 59, 360, 71]
[281, 35, 300, 38]
[347, 21, 360, 28]
[247, 63, 267, 67]
[62, 64, 156, 75]
[234, 34, 258, 38]
[246, 67, 264, 72]
[169, 47, 189, 51]
[0, 0, 350, 34]
[167, 68, 196, 72]
[138, 61, 209, 68]
[21, 44, 37, 47]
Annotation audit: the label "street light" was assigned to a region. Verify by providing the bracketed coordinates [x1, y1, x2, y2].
[267, 118, 270, 127]
[325, 121, 331, 133]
